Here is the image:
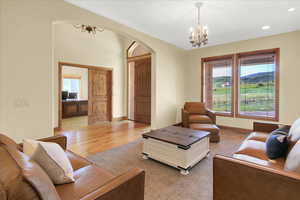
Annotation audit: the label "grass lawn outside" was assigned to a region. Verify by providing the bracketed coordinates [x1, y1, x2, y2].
[212, 83, 275, 115]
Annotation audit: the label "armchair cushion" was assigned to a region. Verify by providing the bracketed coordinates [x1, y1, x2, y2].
[233, 154, 285, 170]
[184, 102, 207, 114]
[66, 150, 92, 171]
[55, 165, 114, 199]
[246, 132, 269, 142]
[235, 140, 268, 161]
[189, 114, 212, 124]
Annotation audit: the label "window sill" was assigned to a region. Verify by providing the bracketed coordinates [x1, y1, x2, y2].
[212, 111, 279, 122]
[236, 114, 279, 122]
[215, 112, 234, 117]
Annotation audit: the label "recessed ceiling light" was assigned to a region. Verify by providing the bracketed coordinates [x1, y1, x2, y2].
[262, 25, 271, 30]
[288, 8, 296, 12]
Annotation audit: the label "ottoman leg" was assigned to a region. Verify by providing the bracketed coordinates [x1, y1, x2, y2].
[142, 153, 149, 160]
[180, 169, 190, 176]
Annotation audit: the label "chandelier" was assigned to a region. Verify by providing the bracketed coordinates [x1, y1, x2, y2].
[189, 2, 208, 48]
[73, 24, 104, 35]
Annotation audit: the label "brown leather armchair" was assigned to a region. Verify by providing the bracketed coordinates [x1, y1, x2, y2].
[213, 122, 300, 200]
[182, 102, 216, 128]
[0, 134, 145, 200]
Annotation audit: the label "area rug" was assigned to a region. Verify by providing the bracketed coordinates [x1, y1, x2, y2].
[88, 129, 247, 200]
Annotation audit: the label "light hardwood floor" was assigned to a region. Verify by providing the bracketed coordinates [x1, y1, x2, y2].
[55, 120, 150, 157]
[61, 116, 88, 130]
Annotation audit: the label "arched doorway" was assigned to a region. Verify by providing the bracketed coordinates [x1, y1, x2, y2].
[127, 42, 152, 124]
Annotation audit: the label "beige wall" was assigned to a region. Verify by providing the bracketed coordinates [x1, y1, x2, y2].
[54, 23, 127, 127]
[62, 66, 88, 100]
[0, 0, 6, 133]
[0, 0, 186, 142]
[3, 0, 297, 142]
[186, 31, 300, 129]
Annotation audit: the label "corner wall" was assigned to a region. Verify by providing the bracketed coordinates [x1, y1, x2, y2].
[186, 31, 300, 129]
[0, 0, 186, 141]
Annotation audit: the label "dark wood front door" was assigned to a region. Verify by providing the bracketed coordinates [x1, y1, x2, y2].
[88, 69, 112, 125]
[134, 57, 151, 124]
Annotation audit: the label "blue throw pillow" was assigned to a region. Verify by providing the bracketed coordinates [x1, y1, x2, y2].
[266, 127, 289, 159]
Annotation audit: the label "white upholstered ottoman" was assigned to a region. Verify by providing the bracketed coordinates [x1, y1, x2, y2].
[142, 126, 210, 175]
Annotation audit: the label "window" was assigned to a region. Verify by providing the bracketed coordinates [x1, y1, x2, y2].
[237, 51, 278, 119]
[63, 78, 81, 97]
[202, 56, 234, 116]
[202, 48, 279, 121]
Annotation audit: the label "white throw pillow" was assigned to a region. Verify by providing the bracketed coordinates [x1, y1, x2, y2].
[284, 139, 300, 173]
[23, 139, 40, 157]
[288, 118, 300, 142]
[31, 142, 75, 184]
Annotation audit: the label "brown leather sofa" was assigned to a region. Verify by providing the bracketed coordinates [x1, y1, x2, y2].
[182, 102, 216, 128]
[0, 134, 145, 200]
[213, 122, 300, 200]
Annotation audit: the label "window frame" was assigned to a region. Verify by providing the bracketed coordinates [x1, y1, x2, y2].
[235, 48, 280, 121]
[201, 48, 280, 121]
[201, 54, 235, 117]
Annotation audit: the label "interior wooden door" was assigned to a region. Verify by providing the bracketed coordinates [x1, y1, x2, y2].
[134, 57, 151, 124]
[88, 69, 112, 125]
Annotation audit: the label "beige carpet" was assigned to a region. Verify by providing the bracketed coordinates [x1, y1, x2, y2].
[88, 129, 248, 200]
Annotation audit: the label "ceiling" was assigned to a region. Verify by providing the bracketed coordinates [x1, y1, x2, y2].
[65, 0, 300, 50]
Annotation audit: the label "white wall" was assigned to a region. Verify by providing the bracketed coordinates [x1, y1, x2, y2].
[62, 66, 88, 100]
[54, 23, 127, 127]
[186, 31, 300, 129]
[0, 0, 186, 142]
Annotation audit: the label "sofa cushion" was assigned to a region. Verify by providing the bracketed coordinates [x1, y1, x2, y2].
[235, 140, 268, 160]
[245, 132, 269, 142]
[233, 154, 285, 170]
[0, 144, 61, 200]
[55, 165, 114, 199]
[66, 150, 92, 171]
[189, 115, 212, 124]
[184, 102, 207, 114]
[288, 117, 300, 150]
[284, 139, 300, 173]
[31, 142, 75, 184]
[266, 133, 288, 159]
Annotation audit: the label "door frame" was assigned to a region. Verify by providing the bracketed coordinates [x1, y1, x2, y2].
[58, 62, 113, 129]
[126, 42, 152, 123]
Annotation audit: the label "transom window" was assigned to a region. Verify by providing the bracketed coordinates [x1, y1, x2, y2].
[202, 48, 279, 121]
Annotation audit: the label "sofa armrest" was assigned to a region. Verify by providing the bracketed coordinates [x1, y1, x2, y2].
[83, 168, 145, 200]
[253, 122, 279, 133]
[213, 155, 300, 200]
[182, 109, 189, 128]
[207, 109, 216, 124]
[38, 135, 67, 150]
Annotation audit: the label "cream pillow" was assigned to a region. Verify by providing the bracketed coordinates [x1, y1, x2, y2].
[31, 142, 75, 184]
[23, 139, 40, 157]
[284, 139, 300, 173]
